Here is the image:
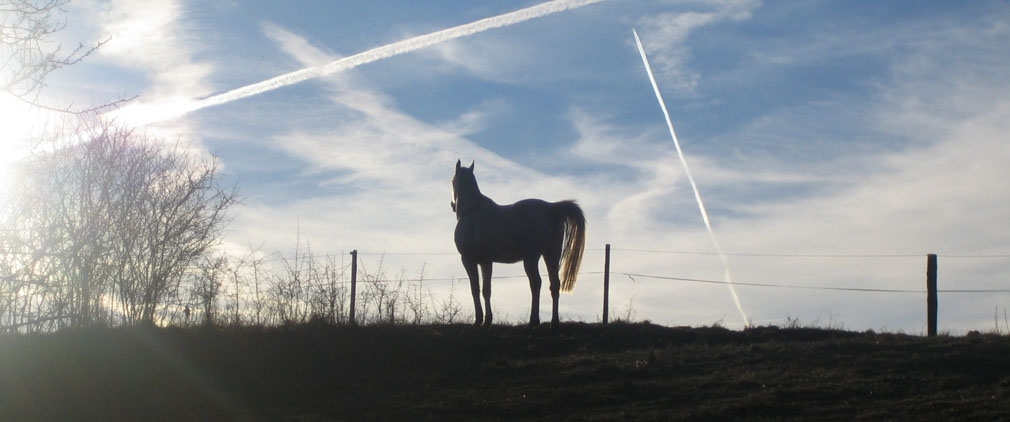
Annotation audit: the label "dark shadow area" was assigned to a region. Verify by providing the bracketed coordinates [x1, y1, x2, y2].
[1, 322, 1008, 421]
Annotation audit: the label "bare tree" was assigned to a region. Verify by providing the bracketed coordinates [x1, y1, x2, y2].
[271, 234, 327, 324]
[106, 129, 237, 324]
[222, 246, 265, 326]
[1, 122, 126, 328]
[248, 250, 269, 325]
[357, 255, 401, 324]
[403, 265, 430, 325]
[432, 277, 464, 324]
[0, 120, 238, 330]
[307, 253, 348, 324]
[190, 255, 226, 326]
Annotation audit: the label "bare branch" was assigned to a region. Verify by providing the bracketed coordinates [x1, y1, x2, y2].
[1, 1, 129, 113]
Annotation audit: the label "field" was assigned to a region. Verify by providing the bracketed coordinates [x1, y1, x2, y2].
[1, 322, 1009, 421]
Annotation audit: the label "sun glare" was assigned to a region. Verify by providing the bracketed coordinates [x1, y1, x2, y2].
[105, 99, 193, 128]
[0, 94, 43, 193]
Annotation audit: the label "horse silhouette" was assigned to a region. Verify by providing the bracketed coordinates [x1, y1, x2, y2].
[451, 159, 586, 330]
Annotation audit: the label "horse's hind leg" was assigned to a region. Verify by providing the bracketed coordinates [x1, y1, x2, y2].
[545, 255, 562, 331]
[463, 258, 482, 327]
[524, 257, 542, 328]
[480, 262, 493, 328]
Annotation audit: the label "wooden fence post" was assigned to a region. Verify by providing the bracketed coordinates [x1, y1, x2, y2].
[603, 244, 611, 325]
[927, 253, 938, 337]
[350, 250, 358, 325]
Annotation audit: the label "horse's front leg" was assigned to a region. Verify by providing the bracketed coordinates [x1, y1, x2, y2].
[524, 257, 542, 328]
[480, 262, 493, 328]
[462, 257, 482, 327]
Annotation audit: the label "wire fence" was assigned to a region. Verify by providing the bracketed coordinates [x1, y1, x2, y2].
[320, 247, 1010, 292]
[3, 243, 1008, 332]
[349, 246, 1010, 333]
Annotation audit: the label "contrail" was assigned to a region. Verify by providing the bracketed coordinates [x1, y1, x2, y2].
[632, 28, 749, 327]
[109, 0, 605, 126]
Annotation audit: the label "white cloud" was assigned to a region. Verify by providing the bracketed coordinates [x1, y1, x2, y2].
[230, 23, 526, 261]
[635, 0, 760, 94]
[709, 99, 1010, 330]
[65, 0, 216, 156]
[424, 35, 538, 84]
[257, 23, 529, 186]
[260, 22, 334, 68]
[434, 98, 510, 137]
[89, 0, 214, 100]
[695, 9, 1010, 330]
[539, 1, 1010, 331]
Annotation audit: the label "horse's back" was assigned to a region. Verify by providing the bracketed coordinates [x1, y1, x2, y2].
[502, 198, 553, 222]
[455, 198, 557, 264]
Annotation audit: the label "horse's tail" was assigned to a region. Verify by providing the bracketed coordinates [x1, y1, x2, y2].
[554, 200, 586, 293]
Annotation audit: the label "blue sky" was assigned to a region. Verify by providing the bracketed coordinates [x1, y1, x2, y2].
[8, 0, 1010, 332]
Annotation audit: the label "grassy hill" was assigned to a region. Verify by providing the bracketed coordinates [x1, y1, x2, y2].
[1, 322, 1008, 421]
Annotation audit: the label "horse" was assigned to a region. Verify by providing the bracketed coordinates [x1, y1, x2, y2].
[451, 159, 586, 330]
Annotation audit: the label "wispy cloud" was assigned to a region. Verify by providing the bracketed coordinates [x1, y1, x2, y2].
[424, 34, 541, 84]
[247, 23, 523, 237]
[89, 0, 213, 100]
[702, 6, 1010, 328]
[260, 22, 336, 68]
[635, 0, 760, 94]
[433, 98, 510, 137]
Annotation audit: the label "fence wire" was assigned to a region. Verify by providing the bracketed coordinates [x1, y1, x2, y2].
[618, 272, 1010, 294]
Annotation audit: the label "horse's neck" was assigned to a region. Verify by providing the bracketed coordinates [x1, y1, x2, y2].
[455, 192, 492, 218]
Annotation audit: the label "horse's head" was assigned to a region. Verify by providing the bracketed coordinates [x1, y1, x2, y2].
[451, 159, 479, 213]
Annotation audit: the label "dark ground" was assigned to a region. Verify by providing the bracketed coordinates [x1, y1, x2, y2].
[1, 322, 1008, 421]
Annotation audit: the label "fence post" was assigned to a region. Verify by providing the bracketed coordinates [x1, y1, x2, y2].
[603, 244, 611, 325]
[926, 253, 938, 337]
[350, 250, 358, 325]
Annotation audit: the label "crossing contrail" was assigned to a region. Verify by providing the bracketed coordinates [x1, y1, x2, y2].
[109, 0, 605, 126]
[632, 28, 749, 327]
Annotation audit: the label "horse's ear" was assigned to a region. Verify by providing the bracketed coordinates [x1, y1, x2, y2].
[456, 159, 462, 171]
[469, 160, 475, 171]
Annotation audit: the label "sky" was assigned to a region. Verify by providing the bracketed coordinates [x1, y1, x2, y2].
[4, 0, 1010, 333]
